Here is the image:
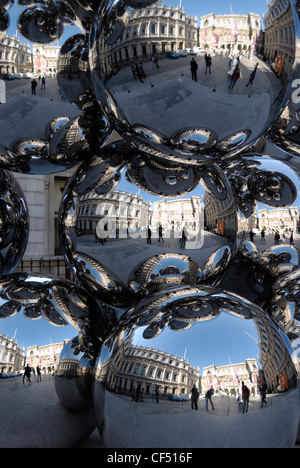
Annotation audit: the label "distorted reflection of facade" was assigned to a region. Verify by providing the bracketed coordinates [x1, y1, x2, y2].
[95, 332, 200, 398]
[0, 333, 25, 374]
[258, 206, 299, 233]
[32, 44, 60, 75]
[203, 191, 236, 237]
[0, 35, 32, 75]
[264, 0, 296, 77]
[199, 13, 262, 55]
[94, 5, 198, 74]
[202, 359, 262, 396]
[56, 356, 92, 378]
[78, 190, 151, 235]
[27, 340, 69, 373]
[151, 197, 202, 231]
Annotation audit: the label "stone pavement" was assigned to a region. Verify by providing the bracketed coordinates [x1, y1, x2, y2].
[0, 375, 299, 448]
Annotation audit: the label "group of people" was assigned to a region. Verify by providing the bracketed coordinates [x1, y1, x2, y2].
[189, 52, 259, 92]
[250, 229, 295, 246]
[131, 63, 146, 83]
[23, 363, 42, 384]
[31, 75, 46, 95]
[191, 380, 268, 413]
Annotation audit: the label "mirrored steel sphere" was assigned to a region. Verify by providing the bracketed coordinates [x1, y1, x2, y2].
[17, 6, 63, 44]
[55, 336, 97, 412]
[0, 170, 29, 276]
[58, 141, 244, 308]
[89, 0, 300, 163]
[93, 285, 300, 448]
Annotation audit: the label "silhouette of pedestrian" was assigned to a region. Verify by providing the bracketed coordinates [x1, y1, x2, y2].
[260, 383, 267, 407]
[180, 228, 186, 249]
[135, 63, 143, 83]
[36, 365, 41, 382]
[205, 54, 212, 74]
[23, 364, 31, 384]
[147, 226, 152, 244]
[158, 224, 164, 242]
[249, 230, 255, 242]
[246, 63, 258, 87]
[205, 386, 215, 411]
[290, 231, 294, 245]
[241, 381, 250, 413]
[31, 79, 37, 95]
[261, 229, 265, 243]
[274, 232, 280, 245]
[191, 384, 199, 410]
[41, 76, 46, 89]
[228, 65, 240, 89]
[155, 54, 159, 69]
[190, 58, 198, 81]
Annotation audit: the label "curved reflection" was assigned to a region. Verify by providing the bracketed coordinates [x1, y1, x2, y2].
[89, 0, 299, 163]
[58, 141, 244, 306]
[93, 286, 300, 448]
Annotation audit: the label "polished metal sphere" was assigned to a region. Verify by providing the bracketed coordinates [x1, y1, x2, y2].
[93, 285, 300, 448]
[89, 0, 300, 164]
[58, 140, 243, 308]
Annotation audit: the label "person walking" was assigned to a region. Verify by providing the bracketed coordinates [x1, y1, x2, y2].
[205, 386, 215, 411]
[158, 224, 164, 242]
[31, 78, 37, 95]
[274, 232, 280, 245]
[249, 230, 255, 242]
[147, 226, 152, 244]
[246, 63, 259, 87]
[135, 63, 144, 83]
[228, 64, 240, 90]
[180, 228, 187, 249]
[205, 54, 212, 74]
[260, 383, 267, 408]
[241, 381, 250, 413]
[36, 365, 41, 382]
[261, 229, 265, 243]
[190, 57, 198, 82]
[290, 231, 294, 245]
[191, 384, 199, 410]
[154, 54, 159, 69]
[41, 76, 46, 89]
[23, 364, 31, 384]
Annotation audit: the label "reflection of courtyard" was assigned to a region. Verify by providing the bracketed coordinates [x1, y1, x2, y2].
[98, 387, 299, 448]
[77, 230, 226, 284]
[108, 54, 280, 140]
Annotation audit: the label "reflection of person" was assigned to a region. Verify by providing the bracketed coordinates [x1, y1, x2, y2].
[158, 225, 164, 242]
[205, 386, 215, 411]
[190, 58, 198, 81]
[147, 226, 152, 244]
[205, 54, 212, 74]
[31, 79, 37, 95]
[191, 385, 199, 410]
[249, 230, 255, 242]
[246, 63, 258, 87]
[241, 381, 250, 413]
[135, 63, 144, 83]
[23, 364, 31, 384]
[228, 65, 240, 89]
[41, 76, 46, 89]
[260, 229, 265, 242]
[260, 383, 267, 408]
[274, 232, 280, 245]
[155, 54, 159, 69]
[290, 231, 294, 245]
[180, 228, 186, 249]
[36, 366, 41, 382]
[155, 388, 159, 403]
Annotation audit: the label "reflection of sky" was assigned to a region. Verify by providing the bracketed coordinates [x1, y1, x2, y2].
[131, 312, 260, 372]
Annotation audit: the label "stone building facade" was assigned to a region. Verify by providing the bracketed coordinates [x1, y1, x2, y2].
[0, 333, 25, 374]
[263, 0, 296, 77]
[199, 13, 262, 55]
[0, 35, 32, 75]
[26, 340, 69, 373]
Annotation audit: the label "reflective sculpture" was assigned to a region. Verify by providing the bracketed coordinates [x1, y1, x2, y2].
[93, 286, 300, 448]
[0, 0, 299, 449]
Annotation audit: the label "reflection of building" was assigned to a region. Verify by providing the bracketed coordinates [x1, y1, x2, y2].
[203, 191, 236, 237]
[27, 340, 69, 373]
[96, 5, 198, 74]
[78, 190, 151, 235]
[95, 332, 200, 398]
[263, 0, 296, 77]
[0, 35, 32, 75]
[199, 13, 262, 55]
[258, 207, 299, 232]
[151, 197, 202, 231]
[202, 359, 262, 396]
[32, 44, 60, 74]
[0, 333, 25, 374]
